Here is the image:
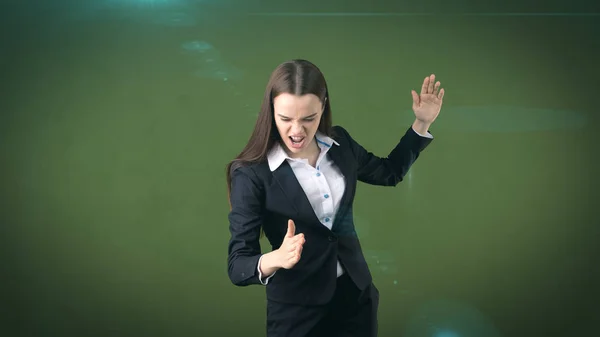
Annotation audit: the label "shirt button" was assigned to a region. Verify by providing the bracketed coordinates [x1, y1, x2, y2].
[316, 172, 321, 177]
[324, 194, 329, 199]
[325, 218, 330, 222]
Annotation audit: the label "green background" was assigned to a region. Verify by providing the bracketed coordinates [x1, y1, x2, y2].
[1, 1, 599, 336]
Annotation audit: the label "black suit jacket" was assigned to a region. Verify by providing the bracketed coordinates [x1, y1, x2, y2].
[227, 125, 432, 305]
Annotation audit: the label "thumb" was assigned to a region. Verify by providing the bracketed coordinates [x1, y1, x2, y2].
[411, 90, 420, 109]
[286, 219, 295, 238]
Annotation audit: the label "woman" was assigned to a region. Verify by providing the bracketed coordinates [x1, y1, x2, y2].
[226, 59, 444, 337]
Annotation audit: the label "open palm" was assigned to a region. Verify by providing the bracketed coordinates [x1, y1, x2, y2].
[411, 74, 445, 124]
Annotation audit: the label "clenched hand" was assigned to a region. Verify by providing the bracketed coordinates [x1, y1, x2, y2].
[277, 219, 305, 269]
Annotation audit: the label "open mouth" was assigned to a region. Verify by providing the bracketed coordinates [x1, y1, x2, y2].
[289, 136, 305, 149]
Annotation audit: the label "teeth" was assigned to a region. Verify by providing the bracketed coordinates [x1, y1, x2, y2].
[291, 136, 304, 142]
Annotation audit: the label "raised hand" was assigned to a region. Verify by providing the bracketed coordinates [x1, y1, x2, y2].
[277, 219, 305, 269]
[411, 74, 445, 125]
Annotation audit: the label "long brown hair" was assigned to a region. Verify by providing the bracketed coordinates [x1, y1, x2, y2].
[226, 59, 334, 200]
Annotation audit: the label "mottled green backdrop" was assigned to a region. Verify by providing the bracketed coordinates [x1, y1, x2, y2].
[1, 1, 599, 337]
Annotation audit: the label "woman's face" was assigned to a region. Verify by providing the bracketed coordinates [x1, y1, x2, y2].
[273, 93, 324, 158]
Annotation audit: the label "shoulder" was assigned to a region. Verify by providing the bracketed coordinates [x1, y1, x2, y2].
[331, 125, 351, 142]
[229, 160, 270, 185]
[331, 125, 357, 148]
[332, 125, 349, 136]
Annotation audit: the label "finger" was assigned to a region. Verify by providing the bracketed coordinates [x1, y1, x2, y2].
[289, 246, 300, 257]
[434, 81, 441, 95]
[290, 244, 299, 252]
[289, 250, 300, 261]
[291, 241, 303, 253]
[427, 74, 435, 93]
[420, 77, 429, 95]
[411, 90, 420, 108]
[438, 88, 445, 100]
[290, 238, 304, 248]
[286, 219, 295, 238]
[290, 233, 304, 245]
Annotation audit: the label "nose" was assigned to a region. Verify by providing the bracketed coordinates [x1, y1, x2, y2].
[291, 121, 304, 134]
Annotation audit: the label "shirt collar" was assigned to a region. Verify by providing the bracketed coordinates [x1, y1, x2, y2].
[267, 131, 339, 172]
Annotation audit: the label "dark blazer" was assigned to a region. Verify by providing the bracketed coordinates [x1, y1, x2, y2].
[227, 125, 432, 306]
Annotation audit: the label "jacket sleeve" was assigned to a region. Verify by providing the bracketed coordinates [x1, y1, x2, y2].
[336, 125, 433, 186]
[227, 165, 265, 286]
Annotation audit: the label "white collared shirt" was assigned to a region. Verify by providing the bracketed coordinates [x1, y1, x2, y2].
[258, 131, 346, 284]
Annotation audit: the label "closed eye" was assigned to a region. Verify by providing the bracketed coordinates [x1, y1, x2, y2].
[277, 113, 318, 122]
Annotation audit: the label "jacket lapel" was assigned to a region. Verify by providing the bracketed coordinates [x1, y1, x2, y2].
[268, 136, 356, 231]
[270, 161, 321, 225]
[326, 143, 356, 232]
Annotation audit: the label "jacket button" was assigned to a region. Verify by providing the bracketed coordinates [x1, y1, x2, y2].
[241, 272, 245, 277]
[328, 236, 335, 242]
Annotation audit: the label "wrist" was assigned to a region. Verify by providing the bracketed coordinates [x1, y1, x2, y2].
[412, 119, 431, 135]
[260, 250, 282, 275]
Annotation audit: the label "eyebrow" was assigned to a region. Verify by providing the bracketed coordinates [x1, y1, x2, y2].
[277, 113, 318, 119]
